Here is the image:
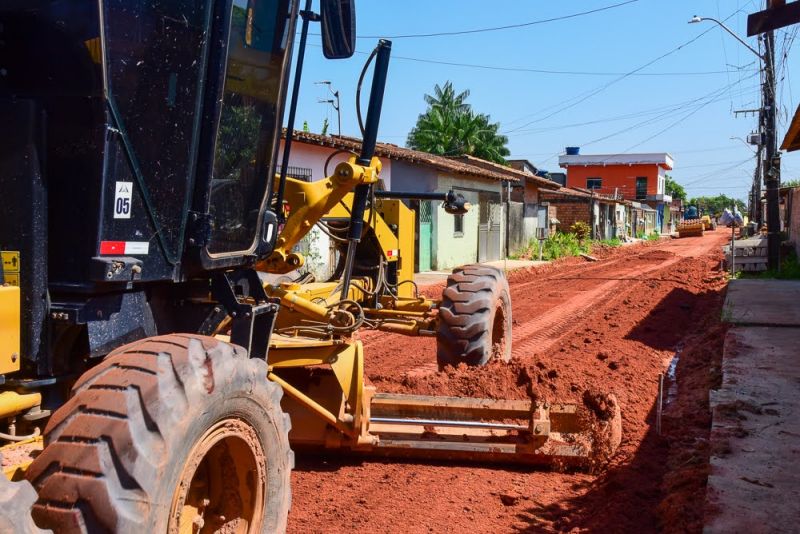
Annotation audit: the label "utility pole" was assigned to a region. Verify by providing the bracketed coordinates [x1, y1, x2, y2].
[689, 8, 782, 268]
[763, 25, 781, 270]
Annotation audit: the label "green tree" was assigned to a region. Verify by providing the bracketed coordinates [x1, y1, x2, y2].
[407, 81, 510, 163]
[688, 194, 746, 216]
[783, 178, 800, 188]
[665, 174, 686, 202]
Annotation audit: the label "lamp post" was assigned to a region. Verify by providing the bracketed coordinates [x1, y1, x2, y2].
[688, 16, 765, 59]
[689, 14, 780, 270]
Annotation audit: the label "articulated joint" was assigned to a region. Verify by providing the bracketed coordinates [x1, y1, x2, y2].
[332, 156, 381, 187]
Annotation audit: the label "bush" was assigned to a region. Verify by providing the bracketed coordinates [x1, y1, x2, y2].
[647, 231, 660, 241]
[569, 221, 591, 242]
[542, 232, 590, 260]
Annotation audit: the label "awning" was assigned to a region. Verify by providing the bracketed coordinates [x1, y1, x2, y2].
[782, 104, 800, 152]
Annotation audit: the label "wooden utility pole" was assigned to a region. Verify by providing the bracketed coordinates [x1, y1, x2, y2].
[763, 26, 781, 270]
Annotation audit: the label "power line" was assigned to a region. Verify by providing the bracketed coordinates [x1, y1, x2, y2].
[309, 44, 738, 77]
[510, 83, 758, 137]
[532, 75, 759, 166]
[503, 8, 747, 133]
[681, 157, 755, 186]
[515, 76, 752, 142]
[384, 54, 736, 77]
[350, 0, 641, 40]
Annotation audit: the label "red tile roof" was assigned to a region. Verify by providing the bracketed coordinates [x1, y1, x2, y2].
[286, 130, 524, 183]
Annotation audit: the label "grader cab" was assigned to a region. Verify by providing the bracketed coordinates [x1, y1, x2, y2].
[0, 1, 620, 531]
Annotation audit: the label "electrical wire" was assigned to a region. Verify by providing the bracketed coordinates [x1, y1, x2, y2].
[531, 74, 760, 166]
[502, 8, 747, 133]
[311, 0, 640, 40]
[309, 43, 741, 77]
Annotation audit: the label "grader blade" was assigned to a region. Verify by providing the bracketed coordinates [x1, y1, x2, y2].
[364, 392, 622, 467]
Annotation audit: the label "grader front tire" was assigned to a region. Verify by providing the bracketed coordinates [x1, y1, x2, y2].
[436, 265, 512, 368]
[26, 334, 293, 533]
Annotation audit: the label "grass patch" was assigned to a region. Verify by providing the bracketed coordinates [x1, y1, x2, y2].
[511, 232, 624, 261]
[596, 237, 622, 247]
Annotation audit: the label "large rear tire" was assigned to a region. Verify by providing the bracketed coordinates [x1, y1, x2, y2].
[436, 265, 512, 368]
[26, 334, 293, 533]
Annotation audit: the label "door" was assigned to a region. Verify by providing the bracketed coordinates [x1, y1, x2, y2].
[417, 200, 432, 272]
[206, 0, 294, 255]
[478, 193, 502, 262]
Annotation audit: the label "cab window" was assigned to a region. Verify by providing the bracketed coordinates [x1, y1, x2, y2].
[207, 0, 292, 254]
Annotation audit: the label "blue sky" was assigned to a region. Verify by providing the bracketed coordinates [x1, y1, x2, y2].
[289, 0, 800, 201]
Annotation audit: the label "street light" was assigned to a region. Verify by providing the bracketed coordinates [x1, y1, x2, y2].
[689, 13, 781, 270]
[687, 16, 764, 59]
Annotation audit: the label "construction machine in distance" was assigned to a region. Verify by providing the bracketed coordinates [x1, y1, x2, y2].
[0, 1, 622, 532]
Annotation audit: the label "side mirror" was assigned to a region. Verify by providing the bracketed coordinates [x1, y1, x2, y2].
[443, 191, 470, 215]
[320, 0, 356, 59]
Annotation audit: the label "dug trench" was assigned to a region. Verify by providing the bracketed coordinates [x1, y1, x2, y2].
[288, 232, 730, 533]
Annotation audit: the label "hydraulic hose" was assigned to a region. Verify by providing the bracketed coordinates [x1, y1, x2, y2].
[339, 40, 392, 303]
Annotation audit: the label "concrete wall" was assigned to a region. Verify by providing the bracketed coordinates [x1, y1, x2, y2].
[564, 163, 664, 200]
[436, 174, 502, 270]
[390, 161, 492, 271]
[390, 159, 437, 193]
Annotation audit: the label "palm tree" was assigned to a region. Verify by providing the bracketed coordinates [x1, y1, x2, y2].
[407, 82, 509, 164]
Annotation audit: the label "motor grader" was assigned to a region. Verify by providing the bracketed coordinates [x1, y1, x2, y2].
[0, 0, 621, 532]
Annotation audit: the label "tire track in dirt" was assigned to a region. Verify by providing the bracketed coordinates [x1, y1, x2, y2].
[510, 252, 686, 359]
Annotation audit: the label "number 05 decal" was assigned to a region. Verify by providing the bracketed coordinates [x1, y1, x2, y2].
[114, 181, 133, 219]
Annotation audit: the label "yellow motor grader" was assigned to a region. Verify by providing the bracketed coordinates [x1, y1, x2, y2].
[0, 0, 621, 532]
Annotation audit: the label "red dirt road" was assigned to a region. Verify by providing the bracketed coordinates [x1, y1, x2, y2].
[288, 234, 730, 533]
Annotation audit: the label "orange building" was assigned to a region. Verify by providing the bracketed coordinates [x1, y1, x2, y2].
[558, 151, 674, 202]
[558, 150, 675, 233]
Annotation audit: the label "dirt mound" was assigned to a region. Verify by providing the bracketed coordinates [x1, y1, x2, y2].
[373, 359, 551, 401]
[637, 249, 677, 261]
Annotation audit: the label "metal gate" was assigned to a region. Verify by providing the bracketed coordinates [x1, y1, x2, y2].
[417, 200, 432, 271]
[507, 201, 525, 254]
[478, 193, 502, 262]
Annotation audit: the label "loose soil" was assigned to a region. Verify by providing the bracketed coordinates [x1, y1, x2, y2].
[288, 234, 730, 533]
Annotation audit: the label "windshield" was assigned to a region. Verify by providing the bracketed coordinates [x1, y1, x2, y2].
[207, 0, 293, 254]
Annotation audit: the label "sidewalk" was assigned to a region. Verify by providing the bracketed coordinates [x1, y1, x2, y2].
[705, 280, 800, 533]
[414, 259, 547, 287]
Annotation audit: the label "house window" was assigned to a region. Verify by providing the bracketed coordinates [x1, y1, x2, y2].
[454, 213, 464, 237]
[636, 177, 648, 200]
[586, 178, 602, 190]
